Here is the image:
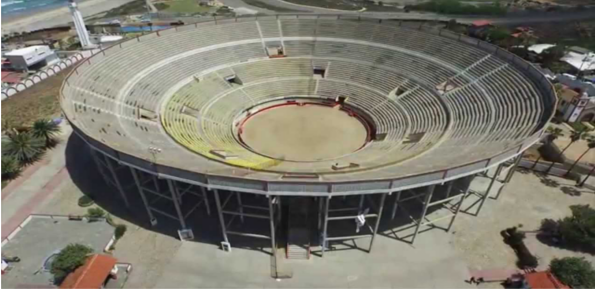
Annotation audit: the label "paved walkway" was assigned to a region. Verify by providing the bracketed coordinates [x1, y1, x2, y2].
[220, 0, 595, 25]
[1, 124, 72, 240]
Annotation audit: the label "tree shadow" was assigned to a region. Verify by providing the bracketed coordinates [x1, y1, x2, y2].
[560, 186, 581, 196]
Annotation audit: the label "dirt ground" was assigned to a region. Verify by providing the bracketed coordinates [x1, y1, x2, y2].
[451, 169, 595, 289]
[1, 67, 72, 131]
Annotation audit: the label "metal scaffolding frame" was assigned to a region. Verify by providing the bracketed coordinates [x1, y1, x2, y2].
[128, 167, 210, 231]
[90, 149, 131, 208]
[318, 193, 387, 256]
[493, 154, 522, 200]
[213, 189, 280, 256]
[389, 176, 473, 244]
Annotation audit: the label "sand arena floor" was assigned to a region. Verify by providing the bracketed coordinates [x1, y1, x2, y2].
[240, 104, 369, 162]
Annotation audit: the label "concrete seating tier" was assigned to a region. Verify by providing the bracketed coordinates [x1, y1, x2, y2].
[60, 18, 551, 179]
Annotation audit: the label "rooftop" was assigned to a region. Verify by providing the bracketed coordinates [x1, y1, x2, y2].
[4, 45, 49, 57]
[524, 271, 569, 289]
[60, 254, 117, 289]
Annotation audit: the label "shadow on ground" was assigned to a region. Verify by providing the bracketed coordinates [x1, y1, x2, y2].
[66, 133, 487, 256]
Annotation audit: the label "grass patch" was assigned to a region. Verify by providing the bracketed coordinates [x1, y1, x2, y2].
[408, 0, 507, 15]
[242, 0, 305, 12]
[159, 0, 213, 13]
[103, 0, 149, 17]
[1, 67, 72, 131]
[281, 0, 400, 11]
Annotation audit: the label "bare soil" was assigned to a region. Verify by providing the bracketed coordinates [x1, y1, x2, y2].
[1, 67, 72, 131]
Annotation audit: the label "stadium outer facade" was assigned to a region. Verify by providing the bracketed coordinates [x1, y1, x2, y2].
[60, 15, 556, 257]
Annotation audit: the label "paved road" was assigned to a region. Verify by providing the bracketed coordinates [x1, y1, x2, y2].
[224, 0, 595, 25]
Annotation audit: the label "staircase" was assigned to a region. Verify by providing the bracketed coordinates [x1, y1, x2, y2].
[286, 198, 310, 260]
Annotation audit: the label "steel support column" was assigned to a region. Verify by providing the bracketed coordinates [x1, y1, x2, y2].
[494, 155, 522, 200]
[411, 185, 435, 243]
[447, 176, 472, 231]
[369, 193, 387, 253]
[237, 192, 244, 223]
[477, 164, 503, 214]
[391, 191, 401, 220]
[201, 187, 211, 215]
[167, 180, 187, 229]
[268, 195, 276, 258]
[104, 155, 130, 208]
[321, 196, 330, 257]
[213, 189, 230, 245]
[90, 149, 111, 188]
[129, 167, 156, 224]
[445, 181, 454, 199]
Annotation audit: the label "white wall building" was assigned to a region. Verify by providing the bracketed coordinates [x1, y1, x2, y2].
[3, 45, 59, 72]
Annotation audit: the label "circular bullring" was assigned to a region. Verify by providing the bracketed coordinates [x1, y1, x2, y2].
[60, 16, 556, 195]
[237, 101, 371, 162]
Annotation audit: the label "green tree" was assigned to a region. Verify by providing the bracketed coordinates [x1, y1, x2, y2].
[558, 205, 595, 251]
[542, 45, 566, 66]
[2, 131, 45, 163]
[550, 257, 595, 288]
[487, 26, 510, 43]
[50, 243, 93, 283]
[532, 127, 564, 169]
[546, 129, 589, 174]
[115, 224, 127, 240]
[565, 136, 595, 176]
[31, 119, 61, 147]
[1, 155, 22, 180]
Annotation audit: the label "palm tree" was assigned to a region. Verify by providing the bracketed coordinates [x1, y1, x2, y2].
[565, 136, 595, 176]
[31, 119, 61, 147]
[2, 131, 46, 163]
[532, 127, 564, 169]
[545, 129, 588, 174]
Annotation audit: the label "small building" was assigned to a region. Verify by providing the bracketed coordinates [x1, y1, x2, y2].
[60, 254, 118, 289]
[3, 45, 59, 72]
[523, 271, 569, 289]
[560, 49, 595, 74]
[555, 79, 595, 123]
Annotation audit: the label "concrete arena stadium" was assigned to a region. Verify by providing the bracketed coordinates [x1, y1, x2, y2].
[60, 15, 556, 258]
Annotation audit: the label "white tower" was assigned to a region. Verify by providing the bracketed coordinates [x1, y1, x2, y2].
[68, 0, 93, 49]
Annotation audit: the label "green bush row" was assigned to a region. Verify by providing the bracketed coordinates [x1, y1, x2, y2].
[407, 0, 507, 16]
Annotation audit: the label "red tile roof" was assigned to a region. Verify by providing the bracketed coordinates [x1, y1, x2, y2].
[59, 254, 117, 289]
[472, 20, 492, 27]
[525, 271, 569, 289]
[1, 71, 21, 84]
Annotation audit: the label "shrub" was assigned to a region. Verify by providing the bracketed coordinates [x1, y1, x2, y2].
[86, 207, 105, 219]
[557, 205, 595, 253]
[50, 243, 93, 283]
[114, 224, 127, 240]
[31, 119, 61, 147]
[1, 155, 22, 180]
[408, 0, 507, 15]
[77, 196, 94, 207]
[550, 257, 595, 288]
[2, 131, 45, 163]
